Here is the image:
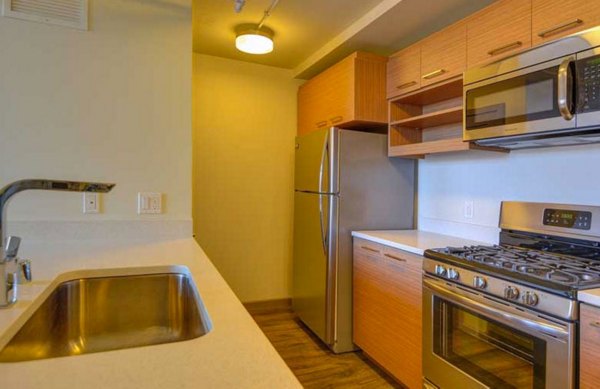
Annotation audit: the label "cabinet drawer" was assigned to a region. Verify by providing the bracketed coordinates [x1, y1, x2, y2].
[467, 0, 532, 67]
[420, 21, 466, 87]
[580, 303, 600, 388]
[387, 44, 421, 99]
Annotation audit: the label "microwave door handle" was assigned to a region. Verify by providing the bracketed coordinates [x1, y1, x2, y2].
[558, 59, 575, 121]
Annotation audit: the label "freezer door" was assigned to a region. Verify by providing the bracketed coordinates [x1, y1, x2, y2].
[292, 191, 337, 345]
[294, 127, 338, 194]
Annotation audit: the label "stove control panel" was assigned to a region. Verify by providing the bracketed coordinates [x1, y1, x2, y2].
[447, 268, 459, 280]
[423, 258, 577, 321]
[522, 291, 539, 306]
[543, 208, 592, 230]
[473, 276, 487, 289]
[504, 286, 520, 300]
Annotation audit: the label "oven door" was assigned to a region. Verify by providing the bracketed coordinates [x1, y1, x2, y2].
[464, 55, 576, 142]
[423, 276, 575, 389]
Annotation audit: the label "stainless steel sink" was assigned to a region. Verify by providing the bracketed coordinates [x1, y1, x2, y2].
[0, 272, 211, 362]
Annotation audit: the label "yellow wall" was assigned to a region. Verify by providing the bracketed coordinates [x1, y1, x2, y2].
[193, 54, 303, 302]
[0, 0, 191, 222]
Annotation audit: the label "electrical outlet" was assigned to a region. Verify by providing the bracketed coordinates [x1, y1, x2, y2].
[464, 200, 474, 219]
[83, 193, 100, 214]
[138, 192, 162, 214]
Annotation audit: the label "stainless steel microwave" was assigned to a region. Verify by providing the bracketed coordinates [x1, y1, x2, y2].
[463, 26, 600, 149]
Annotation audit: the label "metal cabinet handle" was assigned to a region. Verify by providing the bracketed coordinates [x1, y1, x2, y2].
[384, 253, 407, 262]
[396, 81, 417, 90]
[558, 58, 574, 121]
[316, 121, 328, 127]
[538, 19, 583, 38]
[330, 116, 343, 124]
[361, 245, 380, 253]
[422, 69, 446, 80]
[488, 41, 523, 56]
[590, 321, 600, 329]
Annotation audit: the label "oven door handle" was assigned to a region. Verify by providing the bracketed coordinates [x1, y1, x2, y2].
[424, 278, 569, 339]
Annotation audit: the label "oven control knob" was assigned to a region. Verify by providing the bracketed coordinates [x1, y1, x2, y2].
[473, 276, 487, 289]
[522, 292, 539, 306]
[434, 264, 447, 277]
[447, 268, 459, 280]
[504, 286, 520, 300]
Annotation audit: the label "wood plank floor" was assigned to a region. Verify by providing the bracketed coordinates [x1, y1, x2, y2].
[250, 308, 403, 388]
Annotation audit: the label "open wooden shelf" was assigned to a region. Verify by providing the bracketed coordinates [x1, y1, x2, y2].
[390, 107, 462, 128]
[388, 138, 507, 159]
[390, 76, 463, 106]
[387, 75, 507, 159]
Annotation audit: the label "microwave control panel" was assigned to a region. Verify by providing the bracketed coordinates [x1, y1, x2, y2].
[578, 55, 600, 113]
[543, 208, 592, 230]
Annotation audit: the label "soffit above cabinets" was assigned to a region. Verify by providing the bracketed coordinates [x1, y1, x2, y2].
[192, 0, 495, 79]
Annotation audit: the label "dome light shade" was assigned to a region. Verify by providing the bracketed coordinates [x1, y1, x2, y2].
[235, 26, 274, 55]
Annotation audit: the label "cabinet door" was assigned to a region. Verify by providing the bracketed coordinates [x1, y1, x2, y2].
[580, 303, 600, 388]
[467, 0, 532, 67]
[421, 21, 466, 87]
[353, 239, 422, 389]
[298, 77, 329, 136]
[321, 54, 355, 127]
[387, 44, 421, 99]
[532, 0, 600, 46]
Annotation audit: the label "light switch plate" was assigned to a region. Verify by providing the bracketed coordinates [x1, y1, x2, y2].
[138, 192, 162, 214]
[83, 193, 99, 214]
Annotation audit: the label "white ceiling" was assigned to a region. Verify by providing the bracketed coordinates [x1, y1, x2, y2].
[193, 0, 496, 78]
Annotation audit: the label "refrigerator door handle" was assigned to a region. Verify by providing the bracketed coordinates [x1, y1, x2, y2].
[318, 131, 329, 256]
[318, 131, 328, 194]
[319, 194, 328, 256]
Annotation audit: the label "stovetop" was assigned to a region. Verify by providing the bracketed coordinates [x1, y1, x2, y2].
[424, 231, 600, 299]
[432, 244, 600, 288]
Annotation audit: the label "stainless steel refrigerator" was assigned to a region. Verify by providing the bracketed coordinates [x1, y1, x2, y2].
[293, 127, 415, 353]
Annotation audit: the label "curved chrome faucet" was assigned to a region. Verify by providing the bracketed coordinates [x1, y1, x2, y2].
[0, 179, 115, 308]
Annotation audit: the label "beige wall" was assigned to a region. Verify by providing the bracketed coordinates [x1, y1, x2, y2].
[0, 0, 192, 222]
[193, 54, 303, 302]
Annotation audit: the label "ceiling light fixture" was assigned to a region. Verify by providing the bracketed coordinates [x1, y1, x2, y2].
[236, 26, 275, 54]
[234, 0, 280, 55]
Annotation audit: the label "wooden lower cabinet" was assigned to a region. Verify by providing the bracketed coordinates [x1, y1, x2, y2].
[353, 238, 422, 389]
[580, 303, 600, 388]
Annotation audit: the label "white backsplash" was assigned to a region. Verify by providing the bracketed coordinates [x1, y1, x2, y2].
[418, 143, 600, 243]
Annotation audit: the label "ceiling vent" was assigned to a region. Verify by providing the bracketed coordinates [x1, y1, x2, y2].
[2, 0, 88, 30]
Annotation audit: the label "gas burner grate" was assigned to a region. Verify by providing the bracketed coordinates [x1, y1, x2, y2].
[438, 244, 600, 287]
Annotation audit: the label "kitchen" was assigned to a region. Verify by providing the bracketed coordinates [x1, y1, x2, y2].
[2, 0, 600, 388]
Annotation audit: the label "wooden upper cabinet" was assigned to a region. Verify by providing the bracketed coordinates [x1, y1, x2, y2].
[467, 0, 532, 67]
[421, 21, 467, 87]
[580, 303, 600, 388]
[532, 0, 600, 46]
[297, 52, 387, 136]
[387, 44, 421, 99]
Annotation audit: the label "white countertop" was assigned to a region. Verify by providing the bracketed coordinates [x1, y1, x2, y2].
[0, 238, 301, 388]
[579, 289, 600, 308]
[352, 230, 488, 255]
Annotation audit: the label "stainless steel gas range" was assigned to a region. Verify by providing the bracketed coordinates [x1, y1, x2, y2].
[422, 201, 600, 389]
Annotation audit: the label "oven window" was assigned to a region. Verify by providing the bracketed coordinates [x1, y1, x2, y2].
[434, 299, 546, 389]
[465, 66, 559, 130]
